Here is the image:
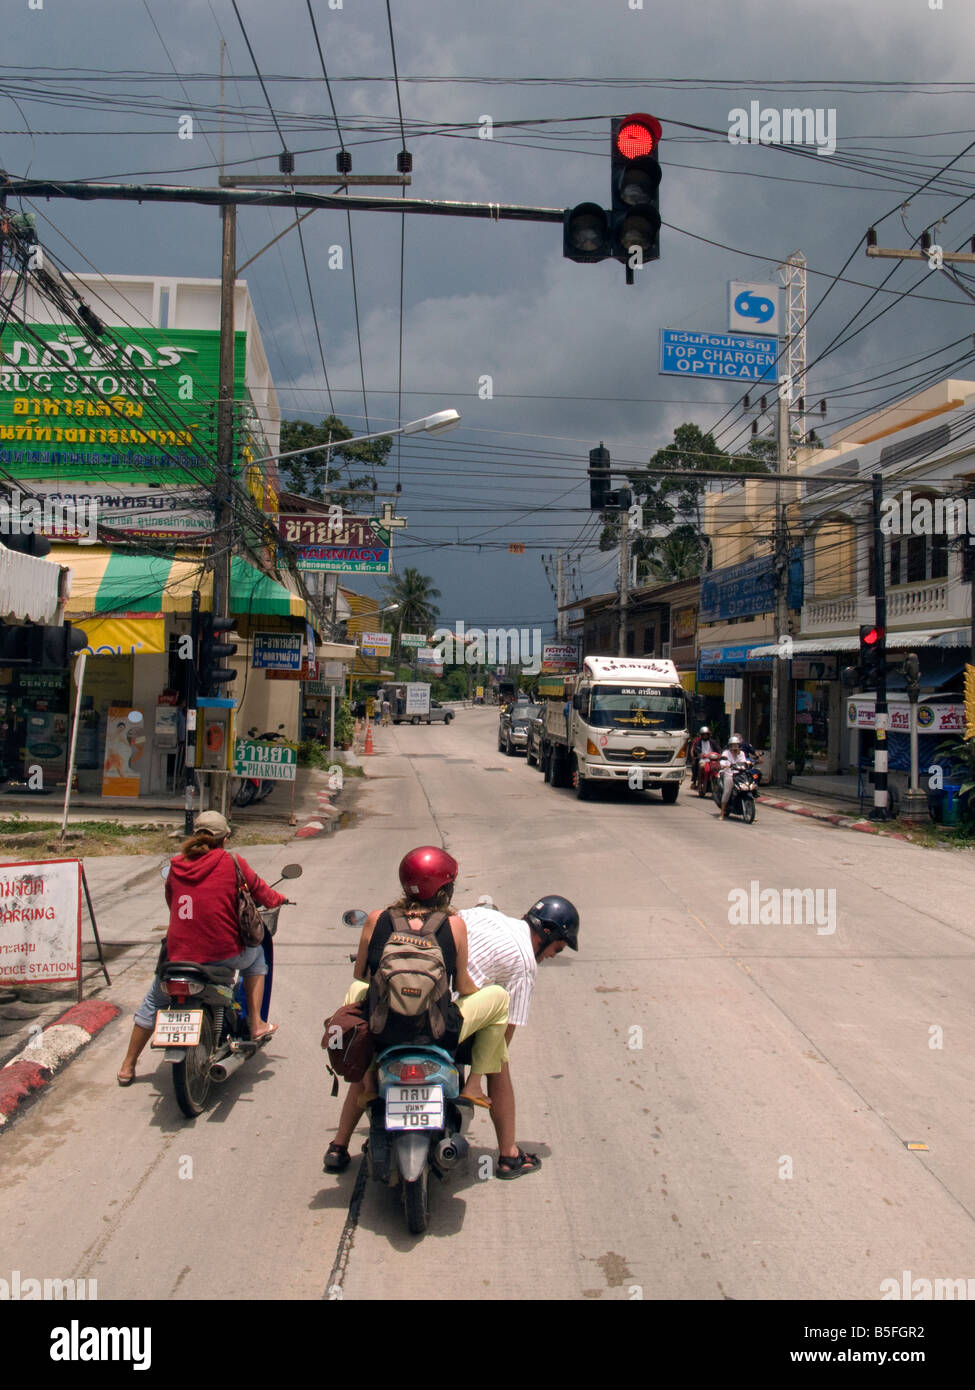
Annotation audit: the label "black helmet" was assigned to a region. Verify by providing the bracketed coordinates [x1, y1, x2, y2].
[525, 896, 579, 952]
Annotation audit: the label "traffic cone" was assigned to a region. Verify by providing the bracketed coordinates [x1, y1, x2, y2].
[364, 724, 374, 756]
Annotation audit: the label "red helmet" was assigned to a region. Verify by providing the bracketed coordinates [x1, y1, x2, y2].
[398, 846, 458, 902]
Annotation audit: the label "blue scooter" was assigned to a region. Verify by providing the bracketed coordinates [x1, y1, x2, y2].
[343, 909, 470, 1234]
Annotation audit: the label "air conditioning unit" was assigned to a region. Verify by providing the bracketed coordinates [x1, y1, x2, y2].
[662, 642, 671, 658]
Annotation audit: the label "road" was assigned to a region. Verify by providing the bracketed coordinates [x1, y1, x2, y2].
[2, 706, 975, 1304]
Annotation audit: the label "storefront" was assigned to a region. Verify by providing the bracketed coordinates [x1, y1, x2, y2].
[697, 643, 774, 745]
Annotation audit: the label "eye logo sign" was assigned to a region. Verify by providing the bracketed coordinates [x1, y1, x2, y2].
[734, 291, 775, 325]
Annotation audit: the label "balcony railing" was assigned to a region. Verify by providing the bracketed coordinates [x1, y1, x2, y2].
[802, 579, 965, 633]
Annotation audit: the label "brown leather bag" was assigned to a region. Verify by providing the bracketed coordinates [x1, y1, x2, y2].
[233, 856, 265, 947]
[321, 1000, 375, 1095]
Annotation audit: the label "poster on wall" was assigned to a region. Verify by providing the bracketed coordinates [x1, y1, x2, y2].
[101, 707, 146, 797]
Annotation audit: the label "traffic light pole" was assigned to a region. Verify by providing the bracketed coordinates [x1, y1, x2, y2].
[618, 517, 630, 657]
[870, 472, 890, 820]
[769, 390, 792, 788]
[214, 202, 236, 820]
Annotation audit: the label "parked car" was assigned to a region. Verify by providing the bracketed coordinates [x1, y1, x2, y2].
[407, 700, 454, 725]
[525, 709, 546, 768]
[498, 702, 540, 756]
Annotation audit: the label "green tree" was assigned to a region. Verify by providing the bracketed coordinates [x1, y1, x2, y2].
[278, 414, 393, 506]
[384, 566, 442, 668]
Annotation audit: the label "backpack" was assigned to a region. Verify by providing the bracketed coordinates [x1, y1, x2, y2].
[367, 909, 451, 1042]
[321, 1001, 375, 1096]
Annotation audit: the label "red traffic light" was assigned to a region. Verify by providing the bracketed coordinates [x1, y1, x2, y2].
[860, 625, 884, 647]
[614, 114, 661, 160]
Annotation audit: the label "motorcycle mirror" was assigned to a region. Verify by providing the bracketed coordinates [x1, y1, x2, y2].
[280, 863, 302, 879]
[159, 862, 170, 882]
[342, 909, 368, 928]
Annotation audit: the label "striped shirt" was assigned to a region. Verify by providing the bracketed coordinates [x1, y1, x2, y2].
[459, 906, 537, 1028]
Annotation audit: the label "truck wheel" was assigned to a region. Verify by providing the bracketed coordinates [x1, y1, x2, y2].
[661, 783, 680, 805]
[572, 757, 591, 800]
[411, 716, 420, 725]
[542, 749, 552, 783]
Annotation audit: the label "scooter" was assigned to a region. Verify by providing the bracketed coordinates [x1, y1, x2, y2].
[153, 863, 302, 1116]
[697, 751, 722, 799]
[342, 908, 471, 1235]
[712, 761, 760, 824]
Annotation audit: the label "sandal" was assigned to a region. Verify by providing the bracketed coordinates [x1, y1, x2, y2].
[455, 1094, 492, 1111]
[117, 1072, 135, 1087]
[323, 1142, 350, 1173]
[496, 1148, 541, 1179]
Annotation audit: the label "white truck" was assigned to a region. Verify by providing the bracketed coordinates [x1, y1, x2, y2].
[539, 655, 689, 802]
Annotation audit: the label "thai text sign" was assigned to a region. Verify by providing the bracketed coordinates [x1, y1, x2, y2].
[277, 513, 392, 573]
[360, 631, 392, 658]
[660, 329, 778, 382]
[252, 633, 303, 670]
[233, 739, 298, 780]
[0, 859, 83, 984]
[541, 643, 578, 673]
[846, 700, 965, 734]
[0, 326, 247, 485]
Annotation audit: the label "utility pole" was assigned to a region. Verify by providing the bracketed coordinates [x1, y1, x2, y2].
[769, 384, 792, 787]
[556, 550, 565, 640]
[213, 201, 237, 820]
[869, 472, 890, 820]
[618, 516, 630, 657]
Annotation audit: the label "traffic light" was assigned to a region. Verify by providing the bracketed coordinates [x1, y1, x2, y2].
[589, 445, 611, 510]
[0, 621, 87, 667]
[198, 613, 237, 696]
[964, 664, 975, 737]
[563, 202, 612, 263]
[859, 623, 886, 688]
[610, 113, 662, 268]
[1, 531, 51, 558]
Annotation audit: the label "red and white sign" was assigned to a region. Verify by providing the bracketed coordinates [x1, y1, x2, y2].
[846, 699, 965, 734]
[0, 859, 83, 984]
[541, 643, 579, 673]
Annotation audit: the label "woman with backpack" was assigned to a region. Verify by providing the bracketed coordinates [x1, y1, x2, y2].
[324, 845, 509, 1173]
[116, 811, 288, 1085]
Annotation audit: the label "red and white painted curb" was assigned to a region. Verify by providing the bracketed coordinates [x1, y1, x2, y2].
[294, 789, 342, 839]
[757, 796, 910, 839]
[0, 1000, 120, 1128]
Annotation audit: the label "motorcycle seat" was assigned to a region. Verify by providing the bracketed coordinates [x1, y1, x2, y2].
[164, 961, 237, 986]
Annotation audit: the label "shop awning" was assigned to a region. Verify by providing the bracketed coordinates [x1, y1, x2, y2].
[52, 547, 306, 622]
[748, 627, 971, 658]
[0, 545, 64, 623]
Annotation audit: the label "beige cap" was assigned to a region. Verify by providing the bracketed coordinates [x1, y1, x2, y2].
[195, 811, 231, 838]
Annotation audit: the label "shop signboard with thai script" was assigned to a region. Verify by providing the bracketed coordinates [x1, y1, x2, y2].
[276, 513, 392, 573]
[252, 632, 303, 670]
[0, 327, 249, 485]
[846, 699, 965, 733]
[541, 643, 579, 673]
[699, 550, 803, 623]
[233, 739, 298, 780]
[0, 859, 82, 984]
[23, 483, 215, 540]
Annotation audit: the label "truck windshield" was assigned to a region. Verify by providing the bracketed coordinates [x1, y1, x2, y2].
[588, 686, 686, 731]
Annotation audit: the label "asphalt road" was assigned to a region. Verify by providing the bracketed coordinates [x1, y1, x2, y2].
[2, 707, 975, 1304]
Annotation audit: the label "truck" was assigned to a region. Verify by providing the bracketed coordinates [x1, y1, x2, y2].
[383, 682, 431, 723]
[537, 655, 689, 803]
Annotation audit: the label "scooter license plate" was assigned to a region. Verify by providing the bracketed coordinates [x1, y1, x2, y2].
[384, 1084, 444, 1130]
[151, 1009, 204, 1047]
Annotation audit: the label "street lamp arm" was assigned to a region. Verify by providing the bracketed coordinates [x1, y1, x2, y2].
[246, 410, 460, 469]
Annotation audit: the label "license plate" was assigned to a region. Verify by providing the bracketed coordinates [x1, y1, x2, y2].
[384, 1083, 444, 1130]
[151, 1009, 204, 1048]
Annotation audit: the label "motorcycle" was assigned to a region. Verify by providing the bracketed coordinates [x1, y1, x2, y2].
[232, 724, 288, 807]
[712, 761, 760, 824]
[153, 863, 302, 1116]
[696, 751, 722, 799]
[342, 908, 471, 1235]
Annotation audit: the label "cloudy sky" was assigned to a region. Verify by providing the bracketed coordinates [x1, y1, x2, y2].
[4, 0, 975, 636]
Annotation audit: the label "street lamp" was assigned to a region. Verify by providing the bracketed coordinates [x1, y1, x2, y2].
[246, 410, 461, 469]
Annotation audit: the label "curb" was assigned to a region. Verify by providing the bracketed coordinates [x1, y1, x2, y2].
[294, 789, 342, 839]
[0, 1000, 120, 1129]
[757, 796, 911, 839]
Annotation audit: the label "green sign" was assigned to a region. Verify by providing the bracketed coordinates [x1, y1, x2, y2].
[400, 633, 428, 648]
[233, 738, 298, 780]
[0, 326, 248, 484]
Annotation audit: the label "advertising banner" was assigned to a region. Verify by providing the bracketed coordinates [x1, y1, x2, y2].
[360, 631, 392, 658]
[660, 328, 778, 382]
[541, 642, 579, 673]
[100, 707, 146, 797]
[276, 513, 392, 573]
[23, 483, 215, 540]
[252, 633, 304, 670]
[0, 326, 248, 485]
[846, 699, 965, 734]
[0, 859, 83, 984]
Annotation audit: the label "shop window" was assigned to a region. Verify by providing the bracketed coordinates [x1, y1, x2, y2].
[906, 534, 926, 584]
[642, 626, 655, 654]
[626, 631, 635, 656]
[660, 614, 671, 646]
[888, 539, 901, 588]
[931, 533, 948, 580]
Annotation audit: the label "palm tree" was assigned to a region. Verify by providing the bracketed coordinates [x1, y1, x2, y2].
[644, 530, 705, 582]
[384, 567, 441, 671]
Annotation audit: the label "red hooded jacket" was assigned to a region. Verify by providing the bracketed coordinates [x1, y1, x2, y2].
[164, 848, 287, 963]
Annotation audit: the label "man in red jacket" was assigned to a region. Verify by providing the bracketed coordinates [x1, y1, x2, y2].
[116, 812, 287, 1085]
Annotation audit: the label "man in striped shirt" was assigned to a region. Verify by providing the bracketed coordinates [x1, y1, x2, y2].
[458, 894, 579, 1179]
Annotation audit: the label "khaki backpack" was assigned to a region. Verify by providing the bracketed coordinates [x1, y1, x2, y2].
[367, 909, 451, 1041]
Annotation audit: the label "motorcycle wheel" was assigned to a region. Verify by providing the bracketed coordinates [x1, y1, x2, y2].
[172, 1010, 214, 1118]
[742, 796, 756, 825]
[255, 780, 275, 803]
[697, 775, 707, 798]
[402, 1168, 429, 1234]
[233, 779, 258, 807]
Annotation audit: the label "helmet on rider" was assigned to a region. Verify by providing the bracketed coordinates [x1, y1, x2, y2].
[525, 896, 579, 955]
[699, 726, 710, 736]
[398, 846, 458, 904]
[728, 734, 743, 748]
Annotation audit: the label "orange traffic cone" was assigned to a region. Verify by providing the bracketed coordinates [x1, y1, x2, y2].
[364, 724, 374, 756]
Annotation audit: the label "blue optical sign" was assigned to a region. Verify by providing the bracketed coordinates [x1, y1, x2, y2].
[660, 329, 778, 382]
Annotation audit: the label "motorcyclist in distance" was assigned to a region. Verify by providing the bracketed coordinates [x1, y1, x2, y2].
[718, 734, 751, 821]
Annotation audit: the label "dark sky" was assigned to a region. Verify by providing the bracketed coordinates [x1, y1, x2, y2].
[4, 0, 975, 635]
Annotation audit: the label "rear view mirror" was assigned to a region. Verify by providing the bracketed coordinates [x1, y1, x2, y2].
[342, 909, 367, 928]
[159, 862, 170, 882]
[281, 864, 302, 879]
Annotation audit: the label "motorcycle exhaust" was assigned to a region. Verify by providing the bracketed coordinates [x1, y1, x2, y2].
[433, 1134, 469, 1170]
[210, 1048, 249, 1083]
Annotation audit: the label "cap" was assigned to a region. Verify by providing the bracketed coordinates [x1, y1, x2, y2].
[195, 811, 231, 838]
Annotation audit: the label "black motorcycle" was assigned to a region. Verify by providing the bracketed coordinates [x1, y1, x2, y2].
[712, 761, 759, 824]
[154, 863, 302, 1116]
